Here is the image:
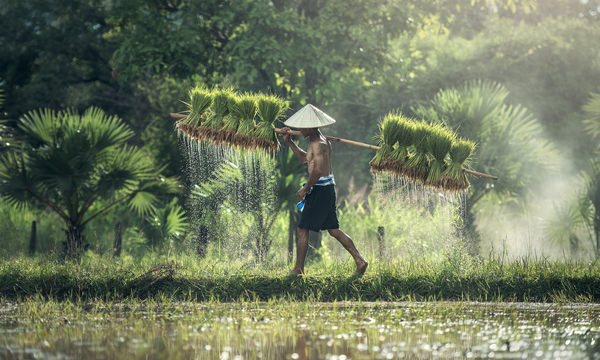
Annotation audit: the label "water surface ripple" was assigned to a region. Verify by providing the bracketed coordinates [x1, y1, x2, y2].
[1, 302, 599, 359]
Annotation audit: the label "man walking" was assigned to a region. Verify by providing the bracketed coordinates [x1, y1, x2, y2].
[280, 104, 368, 275]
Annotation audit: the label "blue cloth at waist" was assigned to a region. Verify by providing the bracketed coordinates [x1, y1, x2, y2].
[297, 175, 335, 212]
[313, 175, 336, 187]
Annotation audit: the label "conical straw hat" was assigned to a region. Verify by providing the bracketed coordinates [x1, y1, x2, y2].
[283, 104, 336, 128]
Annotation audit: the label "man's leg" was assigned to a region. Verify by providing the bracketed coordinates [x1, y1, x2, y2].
[327, 228, 369, 274]
[290, 227, 310, 275]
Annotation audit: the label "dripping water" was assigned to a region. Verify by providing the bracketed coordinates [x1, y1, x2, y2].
[371, 171, 469, 260]
[180, 134, 278, 261]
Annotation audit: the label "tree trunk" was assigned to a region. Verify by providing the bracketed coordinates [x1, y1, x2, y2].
[596, 229, 600, 260]
[255, 233, 271, 261]
[307, 230, 322, 260]
[288, 211, 298, 262]
[461, 198, 481, 255]
[113, 222, 122, 258]
[28, 221, 36, 257]
[377, 226, 385, 260]
[63, 221, 86, 257]
[568, 233, 579, 258]
[594, 216, 600, 260]
[255, 214, 274, 261]
[197, 225, 209, 257]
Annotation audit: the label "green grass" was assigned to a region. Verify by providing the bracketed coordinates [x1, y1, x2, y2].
[1, 253, 599, 303]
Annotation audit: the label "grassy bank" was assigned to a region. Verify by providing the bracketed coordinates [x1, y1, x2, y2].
[1, 253, 599, 302]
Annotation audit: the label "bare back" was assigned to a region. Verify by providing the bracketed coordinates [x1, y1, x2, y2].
[306, 136, 333, 177]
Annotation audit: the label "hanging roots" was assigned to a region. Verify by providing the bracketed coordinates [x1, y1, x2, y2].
[253, 136, 279, 154]
[439, 176, 470, 192]
[232, 133, 256, 150]
[403, 164, 427, 183]
[369, 143, 394, 172]
[440, 139, 476, 192]
[177, 123, 205, 142]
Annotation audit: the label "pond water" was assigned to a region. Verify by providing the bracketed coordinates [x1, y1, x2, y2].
[1, 302, 599, 359]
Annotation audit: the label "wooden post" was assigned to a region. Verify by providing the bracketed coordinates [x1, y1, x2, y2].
[377, 226, 385, 259]
[28, 221, 36, 257]
[288, 213, 295, 263]
[307, 230, 322, 260]
[113, 222, 122, 258]
[197, 225, 209, 257]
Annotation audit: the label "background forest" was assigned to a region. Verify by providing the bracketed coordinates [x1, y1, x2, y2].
[2, 0, 600, 261]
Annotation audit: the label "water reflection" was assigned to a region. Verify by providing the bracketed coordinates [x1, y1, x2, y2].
[0, 302, 599, 359]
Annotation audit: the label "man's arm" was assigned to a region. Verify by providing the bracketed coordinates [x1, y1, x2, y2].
[280, 127, 307, 163]
[297, 143, 324, 200]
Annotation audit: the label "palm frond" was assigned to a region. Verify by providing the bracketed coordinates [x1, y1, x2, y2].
[544, 199, 585, 246]
[148, 197, 188, 238]
[583, 93, 600, 139]
[18, 108, 62, 146]
[81, 107, 134, 157]
[129, 191, 158, 216]
[0, 151, 37, 210]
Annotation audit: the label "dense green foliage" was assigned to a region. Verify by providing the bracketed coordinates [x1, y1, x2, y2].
[1, 0, 600, 260]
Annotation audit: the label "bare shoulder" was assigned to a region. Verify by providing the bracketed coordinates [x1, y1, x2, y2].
[308, 139, 328, 154]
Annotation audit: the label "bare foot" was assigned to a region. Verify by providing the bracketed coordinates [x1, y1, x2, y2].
[355, 260, 369, 275]
[289, 268, 304, 276]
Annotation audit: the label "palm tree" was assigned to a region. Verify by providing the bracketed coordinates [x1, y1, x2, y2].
[0, 107, 179, 255]
[412, 80, 557, 244]
[579, 160, 600, 258]
[542, 94, 600, 259]
[582, 94, 600, 258]
[583, 93, 600, 145]
[544, 197, 586, 256]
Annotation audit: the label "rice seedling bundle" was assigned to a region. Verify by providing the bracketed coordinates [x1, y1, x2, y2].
[181, 87, 213, 127]
[369, 114, 402, 172]
[232, 94, 258, 149]
[440, 139, 476, 192]
[387, 115, 415, 176]
[202, 88, 234, 143]
[404, 121, 433, 182]
[255, 94, 288, 153]
[173, 88, 495, 187]
[178, 87, 213, 140]
[425, 124, 455, 187]
[221, 94, 241, 144]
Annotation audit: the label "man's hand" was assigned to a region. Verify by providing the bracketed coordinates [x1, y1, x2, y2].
[297, 187, 308, 200]
[280, 127, 292, 143]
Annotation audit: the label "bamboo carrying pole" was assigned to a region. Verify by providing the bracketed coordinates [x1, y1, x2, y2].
[170, 113, 498, 180]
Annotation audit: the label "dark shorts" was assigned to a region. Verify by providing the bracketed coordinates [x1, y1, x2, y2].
[298, 184, 340, 232]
